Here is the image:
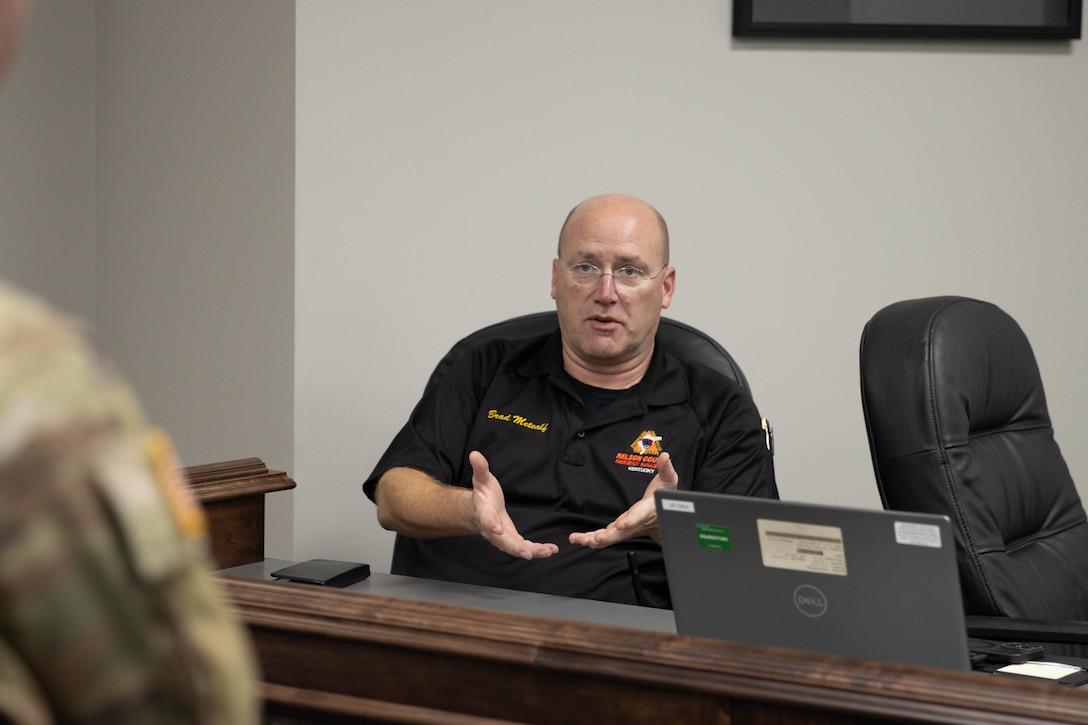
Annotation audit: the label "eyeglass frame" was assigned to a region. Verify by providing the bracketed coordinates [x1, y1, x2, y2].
[558, 259, 670, 289]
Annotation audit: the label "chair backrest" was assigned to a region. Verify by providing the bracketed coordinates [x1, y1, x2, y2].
[424, 311, 752, 396]
[859, 296, 1088, 619]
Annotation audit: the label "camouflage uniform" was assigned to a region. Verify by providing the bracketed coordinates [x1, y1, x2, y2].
[0, 282, 259, 724]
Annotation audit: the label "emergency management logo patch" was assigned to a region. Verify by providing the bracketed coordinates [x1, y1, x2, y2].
[631, 431, 662, 455]
[614, 430, 663, 474]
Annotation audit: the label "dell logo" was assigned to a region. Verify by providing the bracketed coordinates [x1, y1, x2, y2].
[794, 585, 828, 617]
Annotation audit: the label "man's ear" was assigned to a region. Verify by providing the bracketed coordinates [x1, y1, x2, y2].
[660, 267, 676, 309]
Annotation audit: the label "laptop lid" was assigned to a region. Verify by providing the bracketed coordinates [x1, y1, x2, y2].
[655, 490, 971, 671]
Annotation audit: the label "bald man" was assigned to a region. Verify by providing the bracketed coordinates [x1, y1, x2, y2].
[364, 194, 777, 608]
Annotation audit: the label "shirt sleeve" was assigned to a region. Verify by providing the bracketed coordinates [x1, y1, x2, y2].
[690, 373, 779, 500]
[363, 340, 500, 501]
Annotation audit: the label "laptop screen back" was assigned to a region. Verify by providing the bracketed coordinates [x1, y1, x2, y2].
[655, 490, 971, 671]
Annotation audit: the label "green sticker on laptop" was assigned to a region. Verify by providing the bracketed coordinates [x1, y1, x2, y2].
[696, 523, 731, 550]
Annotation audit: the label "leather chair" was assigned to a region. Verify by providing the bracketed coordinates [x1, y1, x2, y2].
[859, 296, 1088, 650]
[426, 310, 752, 393]
[426, 311, 770, 451]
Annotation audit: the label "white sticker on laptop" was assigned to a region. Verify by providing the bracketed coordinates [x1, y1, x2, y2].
[894, 521, 942, 548]
[660, 498, 695, 513]
[757, 519, 847, 576]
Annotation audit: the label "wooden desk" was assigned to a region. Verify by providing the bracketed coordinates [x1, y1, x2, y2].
[220, 563, 1088, 724]
[185, 458, 295, 568]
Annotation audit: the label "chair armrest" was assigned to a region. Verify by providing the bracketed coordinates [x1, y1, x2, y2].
[966, 615, 1088, 645]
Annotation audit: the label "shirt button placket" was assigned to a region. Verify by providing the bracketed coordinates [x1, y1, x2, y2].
[561, 403, 587, 465]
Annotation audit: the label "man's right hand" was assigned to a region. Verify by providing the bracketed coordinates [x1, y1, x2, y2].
[469, 450, 559, 560]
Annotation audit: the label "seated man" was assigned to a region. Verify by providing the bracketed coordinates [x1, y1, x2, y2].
[363, 193, 777, 608]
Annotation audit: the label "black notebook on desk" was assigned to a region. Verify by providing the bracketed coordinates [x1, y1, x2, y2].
[655, 491, 972, 671]
[271, 559, 371, 588]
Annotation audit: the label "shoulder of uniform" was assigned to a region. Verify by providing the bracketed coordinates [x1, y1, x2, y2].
[0, 283, 145, 461]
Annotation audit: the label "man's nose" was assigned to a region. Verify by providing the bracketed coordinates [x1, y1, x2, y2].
[593, 272, 619, 300]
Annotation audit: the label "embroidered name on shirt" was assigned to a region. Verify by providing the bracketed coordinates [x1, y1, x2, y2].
[487, 409, 549, 433]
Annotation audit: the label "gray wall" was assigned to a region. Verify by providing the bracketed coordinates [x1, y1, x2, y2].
[0, 1, 95, 316]
[0, 1, 295, 557]
[295, 1, 1088, 571]
[95, 1, 295, 555]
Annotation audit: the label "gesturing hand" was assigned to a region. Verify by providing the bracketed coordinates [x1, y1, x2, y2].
[568, 451, 678, 550]
[469, 450, 559, 560]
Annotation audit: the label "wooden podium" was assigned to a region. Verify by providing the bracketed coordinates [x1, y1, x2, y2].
[185, 457, 295, 568]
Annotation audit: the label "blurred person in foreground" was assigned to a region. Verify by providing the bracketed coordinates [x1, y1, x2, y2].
[0, 2, 259, 722]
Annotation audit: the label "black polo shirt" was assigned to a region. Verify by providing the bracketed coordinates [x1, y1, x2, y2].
[363, 331, 777, 608]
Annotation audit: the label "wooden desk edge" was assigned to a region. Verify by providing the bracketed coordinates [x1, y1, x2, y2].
[221, 576, 1088, 724]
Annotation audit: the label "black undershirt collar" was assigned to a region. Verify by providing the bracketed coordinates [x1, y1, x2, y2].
[566, 373, 626, 416]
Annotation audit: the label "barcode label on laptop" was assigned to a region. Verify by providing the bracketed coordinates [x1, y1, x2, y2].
[756, 519, 847, 576]
[894, 521, 943, 548]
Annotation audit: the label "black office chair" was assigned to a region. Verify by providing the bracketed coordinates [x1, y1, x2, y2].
[859, 296, 1088, 651]
[426, 311, 770, 450]
[426, 311, 751, 392]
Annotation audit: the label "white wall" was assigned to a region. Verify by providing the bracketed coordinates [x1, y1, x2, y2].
[6, 2, 1087, 575]
[296, 1, 1088, 571]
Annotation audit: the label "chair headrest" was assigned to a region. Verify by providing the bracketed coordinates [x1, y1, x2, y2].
[427, 311, 751, 395]
[861, 296, 1048, 461]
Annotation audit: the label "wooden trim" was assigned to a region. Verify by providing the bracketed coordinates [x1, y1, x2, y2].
[186, 458, 295, 568]
[223, 577, 1088, 724]
[185, 457, 296, 503]
[260, 682, 523, 724]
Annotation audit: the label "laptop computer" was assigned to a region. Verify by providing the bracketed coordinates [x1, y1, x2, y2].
[655, 490, 972, 671]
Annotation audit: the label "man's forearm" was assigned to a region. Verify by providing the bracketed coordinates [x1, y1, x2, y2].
[373, 467, 476, 539]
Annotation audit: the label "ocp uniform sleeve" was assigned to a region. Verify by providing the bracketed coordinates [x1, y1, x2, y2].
[0, 282, 260, 724]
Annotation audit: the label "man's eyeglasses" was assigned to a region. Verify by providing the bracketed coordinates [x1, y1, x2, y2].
[562, 261, 667, 289]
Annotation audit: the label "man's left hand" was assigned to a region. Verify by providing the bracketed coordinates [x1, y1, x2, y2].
[568, 451, 677, 549]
